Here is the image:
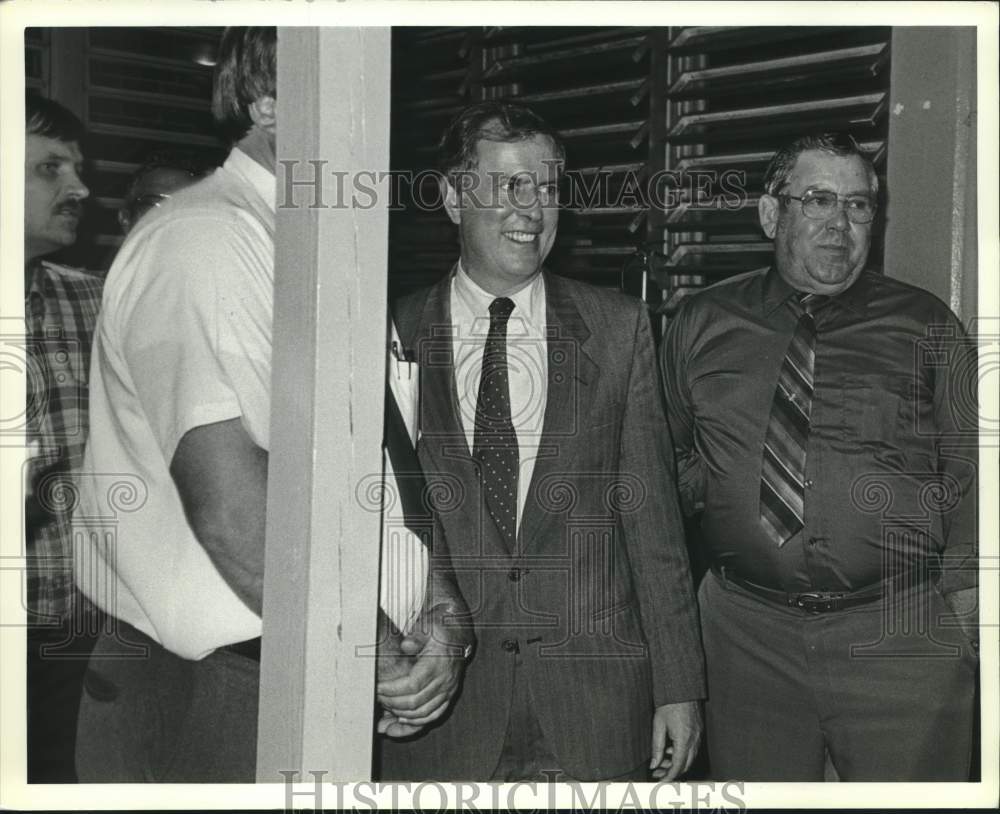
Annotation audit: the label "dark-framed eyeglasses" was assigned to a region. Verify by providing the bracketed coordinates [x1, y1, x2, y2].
[779, 189, 876, 224]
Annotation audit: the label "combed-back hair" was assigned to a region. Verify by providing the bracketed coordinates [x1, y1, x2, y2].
[762, 132, 878, 197]
[437, 100, 566, 180]
[211, 27, 277, 142]
[26, 93, 85, 143]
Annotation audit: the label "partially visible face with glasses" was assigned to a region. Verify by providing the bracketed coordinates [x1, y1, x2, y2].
[118, 166, 200, 235]
[759, 150, 875, 296]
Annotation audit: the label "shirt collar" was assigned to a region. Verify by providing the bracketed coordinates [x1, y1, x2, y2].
[760, 266, 797, 316]
[760, 265, 869, 317]
[25, 258, 45, 299]
[453, 260, 545, 326]
[832, 272, 871, 315]
[224, 147, 276, 212]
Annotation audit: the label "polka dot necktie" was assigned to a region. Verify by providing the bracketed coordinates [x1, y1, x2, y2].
[759, 292, 824, 546]
[473, 297, 518, 550]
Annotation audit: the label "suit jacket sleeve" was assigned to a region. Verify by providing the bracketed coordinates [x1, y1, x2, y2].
[620, 304, 707, 705]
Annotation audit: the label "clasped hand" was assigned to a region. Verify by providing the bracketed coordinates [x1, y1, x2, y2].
[375, 605, 471, 738]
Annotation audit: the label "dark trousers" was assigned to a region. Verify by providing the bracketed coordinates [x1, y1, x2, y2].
[490, 653, 648, 782]
[26, 605, 102, 783]
[699, 571, 977, 781]
[75, 621, 260, 783]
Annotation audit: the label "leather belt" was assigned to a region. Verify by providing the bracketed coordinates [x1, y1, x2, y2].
[218, 637, 262, 661]
[711, 565, 922, 614]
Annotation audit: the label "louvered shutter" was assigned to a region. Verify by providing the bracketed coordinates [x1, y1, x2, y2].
[25, 28, 48, 93]
[389, 26, 892, 314]
[388, 27, 481, 296]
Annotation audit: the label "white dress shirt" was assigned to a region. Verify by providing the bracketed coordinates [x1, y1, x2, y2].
[450, 263, 548, 532]
[383, 320, 428, 634]
[78, 148, 273, 658]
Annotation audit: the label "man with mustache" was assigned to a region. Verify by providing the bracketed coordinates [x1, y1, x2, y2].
[661, 132, 978, 780]
[23, 93, 103, 782]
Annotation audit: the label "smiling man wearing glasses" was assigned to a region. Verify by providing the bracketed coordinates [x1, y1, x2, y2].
[380, 101, 706, 783]
[661, 133, 978, 781]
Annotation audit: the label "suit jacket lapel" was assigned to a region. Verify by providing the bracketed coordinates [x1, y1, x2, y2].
[518, 272, 599, 553]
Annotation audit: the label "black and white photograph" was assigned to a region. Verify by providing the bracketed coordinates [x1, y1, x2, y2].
[1, 1, 997, 810]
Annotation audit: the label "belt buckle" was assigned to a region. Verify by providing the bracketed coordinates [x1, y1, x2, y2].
[792, 592, 842, 614]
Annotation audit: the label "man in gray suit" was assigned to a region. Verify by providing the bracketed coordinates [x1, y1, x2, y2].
[378, 101, 706, 782]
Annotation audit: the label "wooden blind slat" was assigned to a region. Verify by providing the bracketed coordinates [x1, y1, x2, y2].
[387, 26, 892, 304]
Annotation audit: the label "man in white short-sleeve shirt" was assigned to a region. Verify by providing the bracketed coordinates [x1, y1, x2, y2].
[75, 27, 469, 783]
[78, 121, 273, 664]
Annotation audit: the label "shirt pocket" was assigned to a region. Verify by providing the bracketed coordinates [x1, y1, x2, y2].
[838, 374, 905, 446]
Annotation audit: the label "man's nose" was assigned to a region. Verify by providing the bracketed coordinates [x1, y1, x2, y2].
[519, 190, 543, 219]
[509, 184, 543, 217]
[64, 170, 90, 201]
[826, 203, 850, 230]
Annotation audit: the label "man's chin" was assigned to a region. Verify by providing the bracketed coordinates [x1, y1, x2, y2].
[27, 238, 74, 261]
[43, 224, 79, 245]
[56, 229, 79, 248]
[502, 263, 545, 286]
[808, 267, 863, 295]
[495, 250, 544, 275]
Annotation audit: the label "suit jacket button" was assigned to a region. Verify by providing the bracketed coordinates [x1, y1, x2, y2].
[501, 638, 519, 653]
[508, 568, 521, 582]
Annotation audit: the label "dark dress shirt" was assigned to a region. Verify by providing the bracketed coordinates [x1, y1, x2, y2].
[662, 267, 977, 594]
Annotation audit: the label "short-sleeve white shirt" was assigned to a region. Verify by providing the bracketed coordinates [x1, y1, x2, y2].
[77, 148, 274, 660]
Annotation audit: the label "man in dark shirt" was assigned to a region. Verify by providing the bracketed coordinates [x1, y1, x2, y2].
[661, 132, 978, 781]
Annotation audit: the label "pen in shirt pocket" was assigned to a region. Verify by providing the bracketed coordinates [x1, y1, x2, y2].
[388, 338, 421, 444]
[390, 340, 418, 377]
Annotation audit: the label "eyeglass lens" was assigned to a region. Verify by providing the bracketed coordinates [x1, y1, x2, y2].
[801, 191, 874, 223]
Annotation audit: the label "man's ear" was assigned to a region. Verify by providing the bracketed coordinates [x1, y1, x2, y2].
[248, 96, 276, 135]
[758, 193, 780, 239]
[117, 208, 130, 234]
[440, 176, 461, 226]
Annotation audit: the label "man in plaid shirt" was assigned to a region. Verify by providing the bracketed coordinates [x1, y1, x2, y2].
[23, 93, 103, 782]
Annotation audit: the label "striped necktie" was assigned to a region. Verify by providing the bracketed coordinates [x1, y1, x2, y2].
[759, 293, 824, 546]
[473, 297, 519, 550]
